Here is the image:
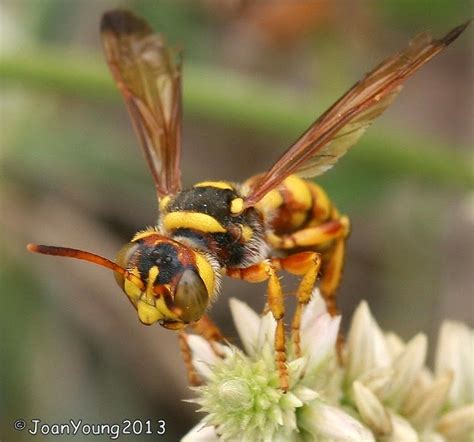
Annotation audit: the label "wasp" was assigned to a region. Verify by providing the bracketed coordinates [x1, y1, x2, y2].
[27, 10, 468, 390]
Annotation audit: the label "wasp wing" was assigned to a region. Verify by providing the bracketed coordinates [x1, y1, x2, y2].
[101, 9, 182, 199]
[244, 22, 468, 207]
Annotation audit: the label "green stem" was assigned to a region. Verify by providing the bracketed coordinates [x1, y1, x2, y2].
[1, 47, 472, 189]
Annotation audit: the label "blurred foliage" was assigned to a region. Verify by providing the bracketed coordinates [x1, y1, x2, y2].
[380, 0, 471, 30]
[1, 49, 472, 202]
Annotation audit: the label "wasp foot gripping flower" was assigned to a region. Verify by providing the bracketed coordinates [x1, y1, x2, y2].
[182, 293, 473, 442]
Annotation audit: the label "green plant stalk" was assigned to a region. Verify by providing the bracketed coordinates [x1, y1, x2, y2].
[1, 48, 472, 189]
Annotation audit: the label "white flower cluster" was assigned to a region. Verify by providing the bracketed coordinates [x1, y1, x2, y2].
[182, 292, 473, 441]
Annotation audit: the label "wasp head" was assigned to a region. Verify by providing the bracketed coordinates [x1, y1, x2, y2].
[115, 231, 217, 329]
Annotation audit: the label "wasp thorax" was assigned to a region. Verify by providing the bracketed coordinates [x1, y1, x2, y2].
[115, 232, 215, 327]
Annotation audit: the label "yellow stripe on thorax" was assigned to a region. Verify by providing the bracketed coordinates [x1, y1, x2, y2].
[230, 198, 244, 214]
[194, 181, 234, 190]
[163, 212, 226, 233]
[159, 195, 171, 212]
[241, 225, 253, 241]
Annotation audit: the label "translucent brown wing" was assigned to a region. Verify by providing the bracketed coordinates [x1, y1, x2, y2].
[244, 22, 469, 208]
[101, 10, 182, 199]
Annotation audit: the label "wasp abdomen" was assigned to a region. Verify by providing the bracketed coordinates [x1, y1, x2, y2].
[248, 175, 333, 236]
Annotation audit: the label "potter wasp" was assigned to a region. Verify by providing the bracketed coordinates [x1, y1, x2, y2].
[28, 10, 468, 390]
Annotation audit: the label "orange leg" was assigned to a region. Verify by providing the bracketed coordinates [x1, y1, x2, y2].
[274, 252, 322, 358]
[227, 261, 288, 391]
[321, 238, 346, 359]
[178, 331, 201, 386]
[320, 238, 346, 317]
[267, 216, 350, 317]
[268, 217, 350, 362]
[267, 216, 349, 250]
[191, 314, 226, 357]
[227, 252, 322, 388]
[178, 315, 226, 386]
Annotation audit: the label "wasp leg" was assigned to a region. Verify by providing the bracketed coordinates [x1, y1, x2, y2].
[320, 238, 346, 316]
[319, 238, 347, 360]
[191, 314, 226, 358]
[268, 217, 349, 362]
[178, 331, 201, 386]
[178, 316, 226, 387]
[267, 216, 350, 317]
[267, 216, 350, 250]
[272, 252, 322, 358]
[227, 262, 289, 391]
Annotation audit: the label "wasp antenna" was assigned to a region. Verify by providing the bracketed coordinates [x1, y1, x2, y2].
[26, 243, 144, 290]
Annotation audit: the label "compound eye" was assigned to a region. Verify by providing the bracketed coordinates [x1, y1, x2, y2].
[174, 269, 209, 323]
[114, 242, 139, 287]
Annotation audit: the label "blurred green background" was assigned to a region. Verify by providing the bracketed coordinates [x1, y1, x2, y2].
[1, 0, 472, 440]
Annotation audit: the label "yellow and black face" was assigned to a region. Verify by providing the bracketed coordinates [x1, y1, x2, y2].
[115, 231, 216, 329]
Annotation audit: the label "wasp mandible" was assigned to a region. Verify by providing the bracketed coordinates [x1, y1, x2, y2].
[28, 10, 469, 390]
